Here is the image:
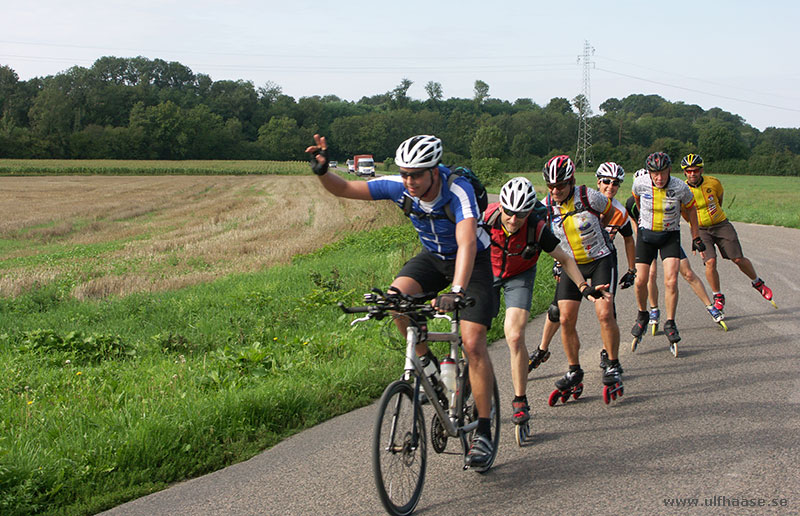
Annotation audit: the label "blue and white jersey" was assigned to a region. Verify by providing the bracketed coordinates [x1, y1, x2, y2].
[367, 166, 490, 260]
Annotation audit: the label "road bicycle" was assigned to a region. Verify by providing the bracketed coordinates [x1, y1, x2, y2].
[339, 289, 500, 516]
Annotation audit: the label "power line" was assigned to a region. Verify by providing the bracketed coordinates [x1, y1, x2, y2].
[595, 67, 800, 113]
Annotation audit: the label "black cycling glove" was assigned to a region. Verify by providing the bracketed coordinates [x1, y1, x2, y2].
[309, 148, 329, 176]
[619, 268, 636, 289]
[580, 283, 604, 300]
[435, 292, 463, 312]
[691, 237, 706, 253]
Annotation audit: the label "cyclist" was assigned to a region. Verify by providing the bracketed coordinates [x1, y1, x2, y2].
[681, 154, 776, 310]
[485, 177, 603, 427]
[538, 155, 616, 399]
[536, 161, 634, 379]
[630, 152, 705, 347]
[305, 133, 496, 470]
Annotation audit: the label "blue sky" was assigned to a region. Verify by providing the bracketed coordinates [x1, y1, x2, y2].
[2, 0, 799, 130]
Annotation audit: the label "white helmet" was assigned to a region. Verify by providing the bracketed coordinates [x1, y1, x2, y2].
[596, 162, 625, 181]
[500, 177, 537, 213]
[633, 168, 648, 179]
[395, 135, 443, 168]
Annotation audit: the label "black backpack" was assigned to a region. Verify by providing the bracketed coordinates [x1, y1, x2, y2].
[401, 166, 488, 223]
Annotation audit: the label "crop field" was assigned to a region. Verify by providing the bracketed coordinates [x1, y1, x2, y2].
[0, 159, 310, 176]
[0, 175, 404, 299]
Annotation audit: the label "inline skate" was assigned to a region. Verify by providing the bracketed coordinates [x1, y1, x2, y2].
[548, 368, 584, 406]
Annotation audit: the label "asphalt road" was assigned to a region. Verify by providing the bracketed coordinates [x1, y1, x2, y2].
[103, 221, 800, 516]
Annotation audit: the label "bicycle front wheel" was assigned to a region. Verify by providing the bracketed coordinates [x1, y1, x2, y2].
[372, 380, 427, 516]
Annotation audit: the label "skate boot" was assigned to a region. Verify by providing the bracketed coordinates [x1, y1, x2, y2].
[601, 361, 624, 404]
[752, 279, 777, 309]
[511, 399, 532, 446]
[599, 349, 624, 374]
[663, 319, 681, 358]
[548, 368, 584, 406]
[599, 348, 609, 369]
[706, 304, 728, 331]
[648, 306, 660, 336]
[713, 293, 725, 312]
[631, 310, 649, 352]
[528, 347, 551, 372]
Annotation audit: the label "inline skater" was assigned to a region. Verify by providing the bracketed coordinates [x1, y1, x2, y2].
[538, 155, 616, 405]
[536, 162, 635, 389]
[486, 177, 602, 432]
[625, 191, 727, 333]
[681, 154, 776, 310]
[630, 152, 705, 357]
[305, 133, 496, 470]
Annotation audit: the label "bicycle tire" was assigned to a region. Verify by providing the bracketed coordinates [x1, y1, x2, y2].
[372, 380, 427, 516]
[460, 365, 501, 473]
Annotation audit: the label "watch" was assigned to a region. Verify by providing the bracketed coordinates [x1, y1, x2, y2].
[451, 285, 464, 295]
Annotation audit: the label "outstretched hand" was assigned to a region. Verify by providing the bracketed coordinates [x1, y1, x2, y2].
[581, 283, 611, 303]
[305, 134, 329, 176]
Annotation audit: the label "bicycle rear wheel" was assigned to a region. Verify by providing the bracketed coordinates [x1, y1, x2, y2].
[460, 366, 501, 473]
[373, 380, 427, 516]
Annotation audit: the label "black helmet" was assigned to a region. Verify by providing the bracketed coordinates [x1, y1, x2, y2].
[645, 152, 671, 172]
[681, 154, 703, 170]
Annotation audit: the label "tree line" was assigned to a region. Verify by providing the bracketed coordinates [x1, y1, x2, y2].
[1, 56, 798, 176]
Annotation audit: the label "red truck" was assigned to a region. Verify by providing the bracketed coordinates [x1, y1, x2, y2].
[353, 154, 375, 177]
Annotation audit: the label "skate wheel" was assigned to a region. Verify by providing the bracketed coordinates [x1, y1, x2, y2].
[650, 323, 657, 336]
[718, 320, 728, 332]
[618, 384, 624, 397]
[515, 422, 530, 446]
[573, 383, 583, 400]
[670, 342, 678, 358]
[631, 336, 640, 352]
[560, 392, 570, 403]
[602, 385, 611, 405]
[548, 389, 560, 407]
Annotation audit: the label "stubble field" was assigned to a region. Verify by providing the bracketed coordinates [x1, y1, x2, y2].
[0, 175, 403, 299]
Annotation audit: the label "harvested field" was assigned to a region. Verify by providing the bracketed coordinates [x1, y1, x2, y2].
[0, 175, 404, 298]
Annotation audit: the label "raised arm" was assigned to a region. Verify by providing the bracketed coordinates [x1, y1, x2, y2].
[305, 134, 373, 200]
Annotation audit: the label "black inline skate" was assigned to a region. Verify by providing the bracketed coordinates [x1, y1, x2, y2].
[548, 368, 584, 406]
[631, 310, 649, 352]
[663, 319, 680, 357]
[601, 361, 624, 404]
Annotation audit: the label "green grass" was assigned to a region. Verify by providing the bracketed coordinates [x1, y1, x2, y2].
[0, 159, 309, 176]
[492, 171, 800, 229]
[0, 221, 555, 516]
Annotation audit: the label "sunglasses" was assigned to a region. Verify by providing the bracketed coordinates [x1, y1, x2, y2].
[399, 169, 429, 180]
[599, 178, 621, 186]
[504, 208, 531, 219]
[546, 181, 571, 191]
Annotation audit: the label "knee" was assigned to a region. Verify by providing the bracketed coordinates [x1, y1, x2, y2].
[504, 328, 524, 351]
[705, 258, 717, 268]
[664, 275, 678, 290]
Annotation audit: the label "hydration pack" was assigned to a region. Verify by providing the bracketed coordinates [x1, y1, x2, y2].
[401, 166, 488, 223]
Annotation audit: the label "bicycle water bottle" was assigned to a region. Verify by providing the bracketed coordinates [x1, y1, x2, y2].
[440, 357, 457, 408]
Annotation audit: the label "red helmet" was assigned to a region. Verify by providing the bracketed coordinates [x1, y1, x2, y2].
[542, 155, 575, 184]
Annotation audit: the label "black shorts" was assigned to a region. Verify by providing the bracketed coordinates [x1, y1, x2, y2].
[636, 228, 681, 263]
[396, 248, 495, 328]
[556, 254, 617, 302]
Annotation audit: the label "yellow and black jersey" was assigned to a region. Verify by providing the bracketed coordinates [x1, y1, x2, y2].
[686, 175, 727, 227]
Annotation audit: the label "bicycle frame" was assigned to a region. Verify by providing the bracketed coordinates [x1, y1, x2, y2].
[402, 314, 477, 443]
